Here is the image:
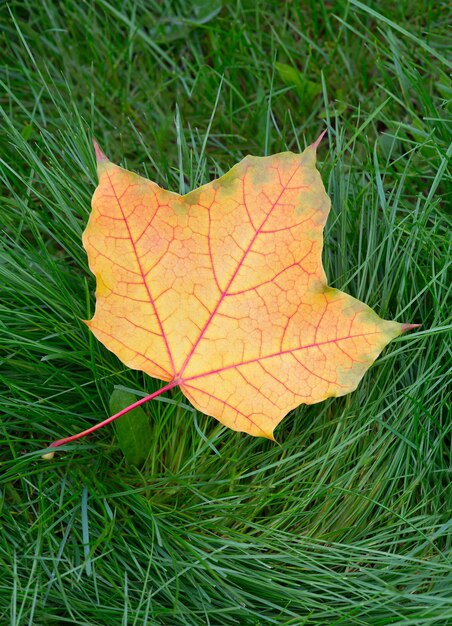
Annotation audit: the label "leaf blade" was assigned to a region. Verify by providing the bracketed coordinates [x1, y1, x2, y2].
[85, 139, 411, 439]
[109, 389, 153, 466]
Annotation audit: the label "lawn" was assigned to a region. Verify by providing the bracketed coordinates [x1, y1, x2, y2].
[1, 1, 451, 624]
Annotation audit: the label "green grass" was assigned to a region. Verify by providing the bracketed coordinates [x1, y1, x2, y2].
[1, 1, 451, 624]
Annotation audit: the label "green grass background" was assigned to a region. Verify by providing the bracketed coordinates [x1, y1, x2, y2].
[1, 1, 451, 624]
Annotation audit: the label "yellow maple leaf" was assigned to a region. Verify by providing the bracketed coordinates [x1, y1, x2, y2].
[49, 136, 419, 450]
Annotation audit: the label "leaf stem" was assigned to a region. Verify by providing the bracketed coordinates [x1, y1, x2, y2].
[49, 380, 179, 449]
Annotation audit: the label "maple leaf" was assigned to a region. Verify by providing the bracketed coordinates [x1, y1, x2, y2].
[49, 135, 419, 450]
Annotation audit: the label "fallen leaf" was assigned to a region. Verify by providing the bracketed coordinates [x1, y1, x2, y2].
[109, 388, 153, 466]
[70, 136, 418, 443]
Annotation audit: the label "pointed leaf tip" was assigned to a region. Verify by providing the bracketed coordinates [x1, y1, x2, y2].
[401, 323, 422, 333]
[311, 129, 328, 150]
[93, 138, 109, 163]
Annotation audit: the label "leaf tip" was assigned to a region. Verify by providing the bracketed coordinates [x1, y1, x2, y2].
[92, 137, 109, 163]
[311, 129, 328, 151]
[401, 323, 422, 333]
[263, 430, 277, 443]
